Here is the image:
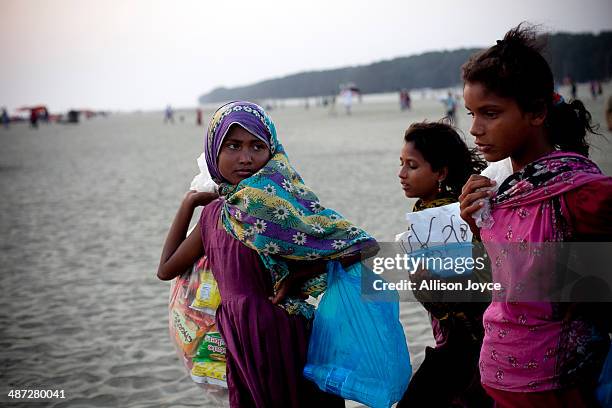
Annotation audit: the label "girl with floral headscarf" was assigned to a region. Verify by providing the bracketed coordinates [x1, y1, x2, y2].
[158, 101, 376, 407]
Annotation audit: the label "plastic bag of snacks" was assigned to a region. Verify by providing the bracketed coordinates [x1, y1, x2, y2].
[169, 256, 228, 397]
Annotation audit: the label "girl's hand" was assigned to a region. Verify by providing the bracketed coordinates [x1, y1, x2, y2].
[270, 277, 293, 305]
[183, 191, 218, 209]
[269, 275, 308, 305]
[459, 175, 495, 237]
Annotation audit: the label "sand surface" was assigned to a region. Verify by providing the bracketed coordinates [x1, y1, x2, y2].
[1, 83, 610, 407]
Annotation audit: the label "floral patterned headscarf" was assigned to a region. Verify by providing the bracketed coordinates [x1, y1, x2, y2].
[205, 101, 376, 317]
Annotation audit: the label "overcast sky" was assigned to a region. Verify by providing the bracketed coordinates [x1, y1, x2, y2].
[2, 0, 611, 112]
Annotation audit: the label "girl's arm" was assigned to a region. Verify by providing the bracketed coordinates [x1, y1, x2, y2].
[270, 242, 380, 304]
[563, 178, 612, 240]
[157, 191, 218, 281]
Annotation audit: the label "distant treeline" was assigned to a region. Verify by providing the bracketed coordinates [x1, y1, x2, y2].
[199, 31, 612, 103]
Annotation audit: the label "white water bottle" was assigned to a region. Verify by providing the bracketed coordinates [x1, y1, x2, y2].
[472, 158, 513, 229]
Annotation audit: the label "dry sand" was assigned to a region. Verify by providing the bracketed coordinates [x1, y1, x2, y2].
[1, 83, 610, 407]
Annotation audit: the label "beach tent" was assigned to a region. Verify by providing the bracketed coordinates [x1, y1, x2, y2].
[17, 105, 48, 116]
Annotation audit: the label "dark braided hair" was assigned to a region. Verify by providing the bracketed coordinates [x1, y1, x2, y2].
[404, 121, 486, 197]
[461, 23, 597, 157]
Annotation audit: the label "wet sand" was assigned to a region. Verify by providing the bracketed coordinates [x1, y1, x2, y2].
[1, 83, 610, 407]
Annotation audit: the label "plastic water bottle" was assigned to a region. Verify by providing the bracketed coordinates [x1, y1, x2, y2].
[472, 187, 494, 229]
[472, 158, 514, 229]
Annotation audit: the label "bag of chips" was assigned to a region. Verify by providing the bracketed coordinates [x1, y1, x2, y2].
[191, 266, 222, 315]
[191, 326, 228, 387]
[169, 256, 228, 398]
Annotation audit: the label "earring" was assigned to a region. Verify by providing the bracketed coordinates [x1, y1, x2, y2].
[438, 180, 443, 193]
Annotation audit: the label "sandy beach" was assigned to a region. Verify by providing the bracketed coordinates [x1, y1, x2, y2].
[1, 83, 611, 407]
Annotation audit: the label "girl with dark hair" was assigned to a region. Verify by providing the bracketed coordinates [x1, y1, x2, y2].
[459, 24, 612, 407]
[397, 121, 492, 407]
[157, 101, 380, 407]
[400, 121, 486, 201]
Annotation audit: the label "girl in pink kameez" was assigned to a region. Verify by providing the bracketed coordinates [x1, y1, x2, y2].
[459, 24, 612, 407]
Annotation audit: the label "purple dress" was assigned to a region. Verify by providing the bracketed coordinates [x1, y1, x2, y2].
[200, 199, 343, 408]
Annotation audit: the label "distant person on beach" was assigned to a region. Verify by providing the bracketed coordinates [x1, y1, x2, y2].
[29, 109, 38, 128]
[164, 105, 174, 124]
[157, 101, 379, 407]
[570, 77, 577, 100]
[399, 89, 411, 111]
[598, 80, 603, 96]
[591, 80, 598, 100]
[460, 24, 611, 406]
[1, 107, 9, 129]
[396, 121, 491, 408]
[196, 108, 203, 126]
[328, 93, 337, 116]
[341, 89, 353, 115]
[441, 92, 457, 124]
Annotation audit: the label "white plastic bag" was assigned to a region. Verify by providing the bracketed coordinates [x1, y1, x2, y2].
[190, 152, 218, 193]
[396, 203, 474, 277]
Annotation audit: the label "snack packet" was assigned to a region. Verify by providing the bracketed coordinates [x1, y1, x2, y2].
[191, 267, 221, 315]
[194, 329, 226, 362]
[170, 304, 213, 357]
[191, 360, 228, 388]
[190, 325, 227, 387]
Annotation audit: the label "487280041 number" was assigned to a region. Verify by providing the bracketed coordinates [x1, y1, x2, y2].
[7, 389, 66, 399]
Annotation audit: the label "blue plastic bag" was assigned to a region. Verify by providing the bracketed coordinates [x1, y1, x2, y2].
[303, 261, 412, 408]
[597, 345, 612, 407]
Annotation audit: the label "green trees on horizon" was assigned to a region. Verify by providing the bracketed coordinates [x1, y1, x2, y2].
[199, 31, 612, 103]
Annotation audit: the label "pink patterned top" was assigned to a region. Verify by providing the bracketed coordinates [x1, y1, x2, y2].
[479, 151, 612, 392]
